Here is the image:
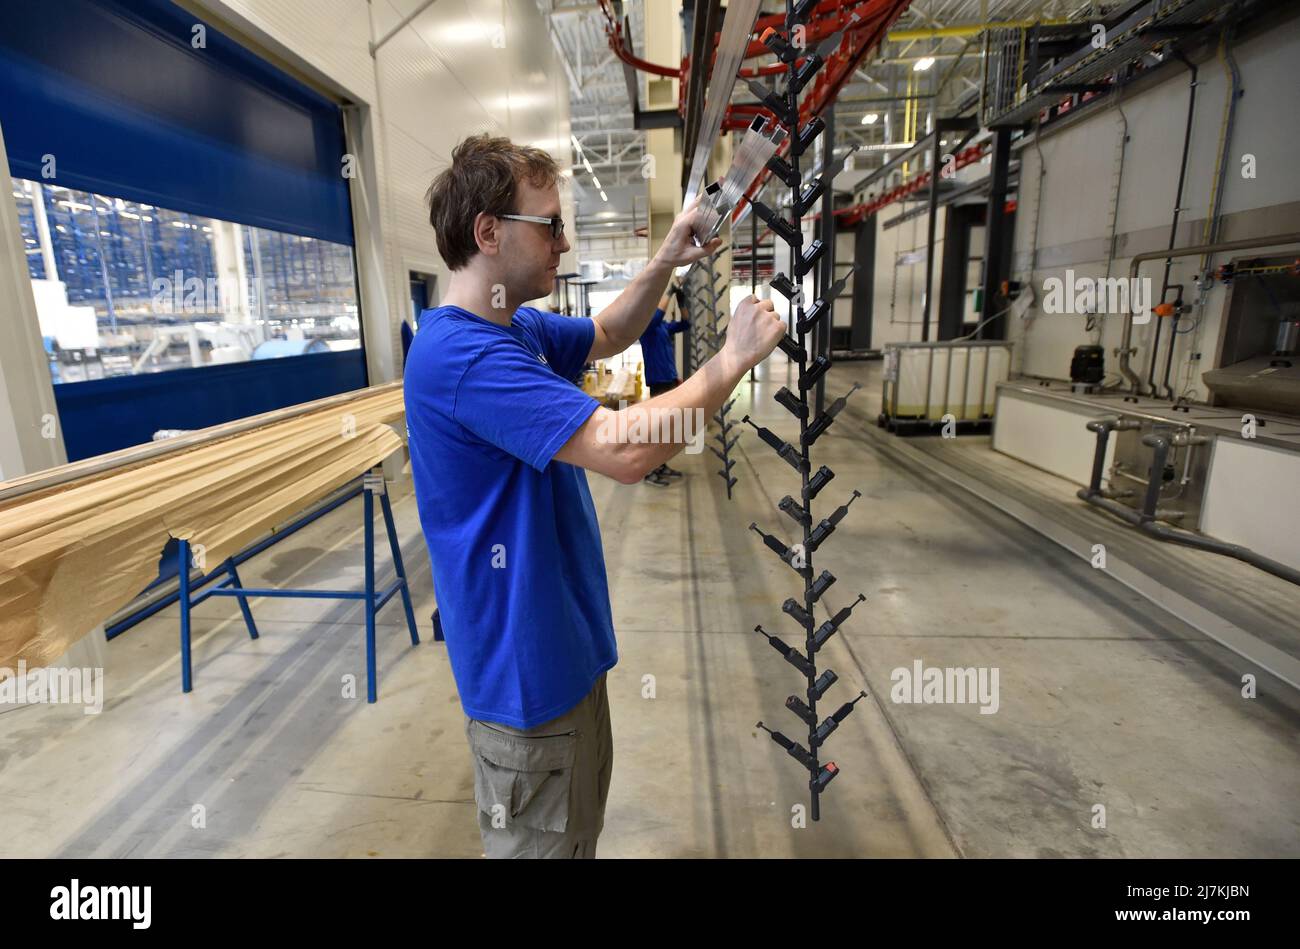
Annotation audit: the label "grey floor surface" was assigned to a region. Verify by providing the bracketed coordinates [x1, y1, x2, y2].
[2, 356, 1296, 858]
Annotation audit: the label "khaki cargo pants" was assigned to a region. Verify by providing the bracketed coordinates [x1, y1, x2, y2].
[464, 673, 613, 858]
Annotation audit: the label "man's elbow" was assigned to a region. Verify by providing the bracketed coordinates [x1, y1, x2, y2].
[613, 467, 643, 486]
[608, 444, 650, 484]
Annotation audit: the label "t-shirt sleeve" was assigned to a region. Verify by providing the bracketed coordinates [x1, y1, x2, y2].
[637, 309, 662, 345]
[531, 309, 596, 380]
[452, 339, 600, 471]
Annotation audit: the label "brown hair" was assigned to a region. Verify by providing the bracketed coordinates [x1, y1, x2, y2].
[425, 134, 561, 270]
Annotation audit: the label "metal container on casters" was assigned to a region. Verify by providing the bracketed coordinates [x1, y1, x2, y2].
[883, 340, 1013, 421]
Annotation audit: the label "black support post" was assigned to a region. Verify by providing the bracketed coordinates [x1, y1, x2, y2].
[980, 127, 1013, 339]
[746, 0, 866, 823]
[921, 126, 943, 341]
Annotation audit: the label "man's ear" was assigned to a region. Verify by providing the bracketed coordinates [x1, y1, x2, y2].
[473, 211, 501, 257]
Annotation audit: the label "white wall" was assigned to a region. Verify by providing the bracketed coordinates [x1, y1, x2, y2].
[870, 201, 949, 348]
[1007, 16, 1300, 398]
[844, 15, 1300, 390]
[853, 147, 992, 349]
[200, 0, 575, 385]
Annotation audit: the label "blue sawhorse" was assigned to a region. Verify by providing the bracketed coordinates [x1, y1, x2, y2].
[177, 469, 420, 702]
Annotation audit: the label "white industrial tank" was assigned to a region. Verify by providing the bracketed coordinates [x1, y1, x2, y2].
[885, 341, 1012, 420]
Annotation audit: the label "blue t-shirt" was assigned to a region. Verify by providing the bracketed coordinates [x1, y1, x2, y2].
[404, 305, 617, 728]
[638, 308, 688, 385]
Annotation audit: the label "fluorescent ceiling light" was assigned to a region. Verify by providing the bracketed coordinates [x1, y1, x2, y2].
[913, 56, 935, 71]
[600, 190, 609, 202]
[861, 112, 878, 125]
[591, 176, 601, 189]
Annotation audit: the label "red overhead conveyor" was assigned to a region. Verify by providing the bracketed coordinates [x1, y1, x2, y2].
[595, 0, 918, 226]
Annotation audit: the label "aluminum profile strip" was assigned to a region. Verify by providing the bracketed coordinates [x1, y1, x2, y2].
[694, 118, 786, 243]
[683, 0, 763, 205]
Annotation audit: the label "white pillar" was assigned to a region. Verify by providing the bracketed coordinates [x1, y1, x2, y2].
[342, 103, 402, 480]
[644, 1, 683, 254]
[0, 126, 65, 482]
[210, 218, 251, 323]
[28, 179, 59, 282]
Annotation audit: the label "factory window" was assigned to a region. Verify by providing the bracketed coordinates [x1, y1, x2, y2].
[1, 0, 365, 461]
[13, 178, 360, 384]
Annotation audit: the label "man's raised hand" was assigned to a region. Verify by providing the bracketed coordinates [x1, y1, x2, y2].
[654, 195, 722, 267]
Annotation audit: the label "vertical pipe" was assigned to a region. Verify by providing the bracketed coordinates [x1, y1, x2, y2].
[921, 129, 942, 341]
[980, 128, 1012, 340]
[1087, 424, 1111, 494]
[178, 539, 192, 693]
[924, 346, 934, 420]
[1148, 56, 1198, 397]
[1142, 435, 1169, 522]
[364, 483, 377, 703]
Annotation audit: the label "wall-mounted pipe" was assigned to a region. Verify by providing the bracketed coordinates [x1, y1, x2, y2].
[1146, 53, 1198, 398]
[1077, 420, 1300, 586]
[1119, 232, 1300, 395]
[1083, 416, 1140, 497]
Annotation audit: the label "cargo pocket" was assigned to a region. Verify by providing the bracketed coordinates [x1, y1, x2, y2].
[468, 719, 578, 834]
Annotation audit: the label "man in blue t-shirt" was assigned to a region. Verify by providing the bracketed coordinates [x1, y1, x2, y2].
[406, 134, 784, 858]
[637, 293, 690, 486]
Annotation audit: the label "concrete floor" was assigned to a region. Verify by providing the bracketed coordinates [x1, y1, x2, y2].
[2, 356, 1297, 858]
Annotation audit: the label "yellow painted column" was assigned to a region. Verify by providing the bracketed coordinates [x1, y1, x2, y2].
[644, 1, 683, 254]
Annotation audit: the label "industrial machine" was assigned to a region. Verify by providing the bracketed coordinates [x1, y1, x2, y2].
[1201, 255, 1300, 415]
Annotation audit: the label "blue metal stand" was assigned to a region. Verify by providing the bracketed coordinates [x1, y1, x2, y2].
[176, 470, 420, 702]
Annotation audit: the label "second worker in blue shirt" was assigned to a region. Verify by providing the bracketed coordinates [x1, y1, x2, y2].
[637, 293, 690, 486]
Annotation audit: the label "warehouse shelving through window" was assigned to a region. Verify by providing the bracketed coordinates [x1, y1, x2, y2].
[12, 178, 360, 385]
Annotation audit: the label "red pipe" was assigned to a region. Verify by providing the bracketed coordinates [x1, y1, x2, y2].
[739, 1, 882, 65]
[836, 142, 989, 226]
[597, 0, 681, 78]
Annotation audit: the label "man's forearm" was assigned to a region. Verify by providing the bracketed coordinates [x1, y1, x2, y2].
[612, 349, 746, 474]
[591, 254, 675, 351]
[558, 291, 781, 482]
